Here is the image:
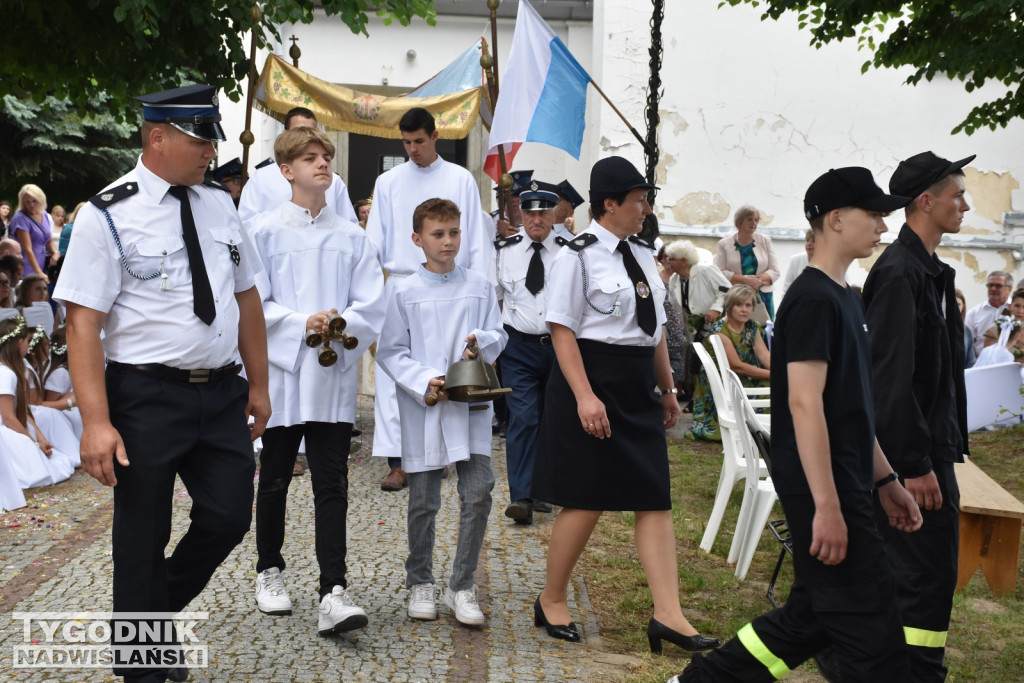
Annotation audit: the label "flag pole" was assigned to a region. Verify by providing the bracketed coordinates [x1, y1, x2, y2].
[589, 79, 654, 156]
[483, 0, 513, 222]
[239, 3, 263, 187]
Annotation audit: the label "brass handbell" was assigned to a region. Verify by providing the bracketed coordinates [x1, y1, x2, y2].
[305, 327, 338, 367]
[436, 342, 511, 404]
[327, 313, 359, 350]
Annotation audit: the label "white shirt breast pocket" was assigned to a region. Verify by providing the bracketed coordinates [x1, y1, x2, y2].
[132, 235, 188, 288]
[593, 274, 630, 315]
[208, 227, 244, 283]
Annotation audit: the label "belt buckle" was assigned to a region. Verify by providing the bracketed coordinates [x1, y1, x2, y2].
[539, 335, 552, 345]
[188, 369, 212, 383]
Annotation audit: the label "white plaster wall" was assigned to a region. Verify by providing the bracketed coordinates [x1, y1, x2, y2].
[595, 0, 1024, 306]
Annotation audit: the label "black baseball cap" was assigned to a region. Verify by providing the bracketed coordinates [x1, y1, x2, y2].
[889, 151, 976, 199]
[589, 156, 657, 204]
[804, 167, 910, 220]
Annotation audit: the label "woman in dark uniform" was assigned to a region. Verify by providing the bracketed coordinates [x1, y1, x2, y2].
[531, 157, 720, 653]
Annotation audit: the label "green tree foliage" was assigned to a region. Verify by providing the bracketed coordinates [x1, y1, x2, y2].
[718, 0, 1024, 134]
[1, 0, 437, 118]
[0, 95, 138, 207]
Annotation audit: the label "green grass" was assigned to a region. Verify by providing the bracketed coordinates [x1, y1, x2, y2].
[577, 423, 1024, 682]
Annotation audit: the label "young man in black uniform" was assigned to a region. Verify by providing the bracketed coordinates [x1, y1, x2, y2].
[862, 151, 973, 680]
[668, 167, 922, 682]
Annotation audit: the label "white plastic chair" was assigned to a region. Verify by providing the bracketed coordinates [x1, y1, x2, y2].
[708, 334, 771, 431]
[726, 369, 778, 580]
[694, 342, 768, 553]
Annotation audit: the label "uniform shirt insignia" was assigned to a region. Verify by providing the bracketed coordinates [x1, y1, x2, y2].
[255, 157, 275, 169]
[567, 233, 598, 252]
[628, 235, 654, 250]
[493, 234, 523, 250]
[636, 281, 651, 298]
[89, 182, 139, 209]
[228, 240, 240, 267]
[555, 236, 568, 247]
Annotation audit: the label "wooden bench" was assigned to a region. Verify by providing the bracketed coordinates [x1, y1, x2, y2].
[955, 459, 1024, 596]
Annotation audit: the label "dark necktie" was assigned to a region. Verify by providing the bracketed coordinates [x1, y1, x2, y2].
[681, 278, 690, 313]
[525, 242, 545, 295]
[616, 240, 657, 336]
[168, 185, 216, 325]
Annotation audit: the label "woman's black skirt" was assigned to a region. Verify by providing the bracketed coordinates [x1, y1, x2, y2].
[531, 339, 671, 511]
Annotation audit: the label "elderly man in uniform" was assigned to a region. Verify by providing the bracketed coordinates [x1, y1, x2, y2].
[493, 181, 566, 525]
[237, 106, 358, 225]
[55, 84, 270, 683]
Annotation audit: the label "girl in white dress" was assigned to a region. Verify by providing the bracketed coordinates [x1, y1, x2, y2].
[0, 317, 73, 487]
[42, 326, 82, 438]
[24, 325, 80, 466]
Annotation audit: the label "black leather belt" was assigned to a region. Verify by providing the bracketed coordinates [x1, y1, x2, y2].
[504, 324, 552, 345]
[107, 360, 242, 384]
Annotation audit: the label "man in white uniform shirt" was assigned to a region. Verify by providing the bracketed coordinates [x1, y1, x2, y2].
[365, 106, 489, 490]
[493, 182, 565, 525]
[55, 84, 270, 683]
[964, 270, 1013, 355]
[237, 106, 358, 225]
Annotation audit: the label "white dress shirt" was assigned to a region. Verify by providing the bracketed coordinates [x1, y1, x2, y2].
[546, 221, 666, 346]
[54, 157, 260, 369]
[965, 300, 1010, 356]
[494, 231, 560, 335]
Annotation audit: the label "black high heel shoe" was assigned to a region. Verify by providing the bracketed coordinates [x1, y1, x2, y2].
[533, 597, 581, 642]
[647, 617, 721, 654]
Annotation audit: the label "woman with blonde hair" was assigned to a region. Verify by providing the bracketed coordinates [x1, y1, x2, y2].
[714, 205, 780, 319]
[687, 284, 770, 441]
[10, 184, 55, 280]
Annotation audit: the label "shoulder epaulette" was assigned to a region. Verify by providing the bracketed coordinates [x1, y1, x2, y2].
[255, 157, 275, 169]
[204, 178, 231, 193]
[566, 233, 598, 252]
[628, 235, 655, 250]
[494, 234, 524, 250]
[89, 182, 139, 210]
[555, 236, 568, 247]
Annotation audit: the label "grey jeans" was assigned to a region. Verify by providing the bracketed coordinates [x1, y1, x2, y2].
[405, 453, 494, 591]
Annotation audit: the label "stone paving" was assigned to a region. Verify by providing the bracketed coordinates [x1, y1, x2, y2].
[0, 397, 629, 682]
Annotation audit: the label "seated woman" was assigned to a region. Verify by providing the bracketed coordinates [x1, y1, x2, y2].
[687, 284, 770, 441]
[0, 317, 74, 489]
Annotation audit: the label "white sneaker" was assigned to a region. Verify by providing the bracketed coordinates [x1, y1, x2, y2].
[254, 568, 292, 615]
[444, 586, 485, 626]
[408, 583, 437, 620]
[318, 585, 369, 635]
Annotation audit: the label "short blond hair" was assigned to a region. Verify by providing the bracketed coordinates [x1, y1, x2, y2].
[274, 127, 336, 166]
[16, 184, 46, 213]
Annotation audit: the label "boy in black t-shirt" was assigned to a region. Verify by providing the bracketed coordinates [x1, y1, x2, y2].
[669, 168, 923, 683]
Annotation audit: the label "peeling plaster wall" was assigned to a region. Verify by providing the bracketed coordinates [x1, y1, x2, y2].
[596, 1, 1024, 306]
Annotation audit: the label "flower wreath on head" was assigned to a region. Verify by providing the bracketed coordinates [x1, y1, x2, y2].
[50, 325, 67, 356]
[27, 325, 46, 352]
[0, 316, 27, 348]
